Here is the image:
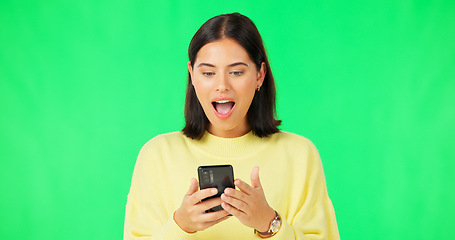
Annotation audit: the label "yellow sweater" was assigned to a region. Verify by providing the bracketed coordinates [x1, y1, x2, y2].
[124, 131, 339, 240]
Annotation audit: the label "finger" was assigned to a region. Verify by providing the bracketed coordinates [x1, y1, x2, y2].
[250, 166, 262, 189]
[200, 209, 231, 222]
[234, 179, 254, 195]
[189, 188, 218, 205]
[186, 178, 199, 196]
[200, 213, 232, 230]
[221, 193, 248, 213]
[215, 213, 232, 222]
[197, 197, 223, 212]
[224, 187, 248, 200]
[221, 201, 246, 218]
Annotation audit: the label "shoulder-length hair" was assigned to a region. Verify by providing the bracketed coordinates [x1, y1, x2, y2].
[183, 12, 281, 139]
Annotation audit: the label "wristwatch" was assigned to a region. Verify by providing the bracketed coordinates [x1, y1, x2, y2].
[254, 211, 281, 238]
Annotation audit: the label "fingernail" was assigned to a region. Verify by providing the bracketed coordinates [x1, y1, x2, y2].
[211, 189, 217, 194]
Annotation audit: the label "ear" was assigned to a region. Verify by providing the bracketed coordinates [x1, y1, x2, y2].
[256, 62, 266, 88]
[188, 61, 194, 86]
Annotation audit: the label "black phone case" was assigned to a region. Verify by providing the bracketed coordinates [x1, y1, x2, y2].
[198, 165, 234, 212]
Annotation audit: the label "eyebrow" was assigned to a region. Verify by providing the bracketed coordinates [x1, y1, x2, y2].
[197, 62, 249, 68]
[228, 62, 249, 67]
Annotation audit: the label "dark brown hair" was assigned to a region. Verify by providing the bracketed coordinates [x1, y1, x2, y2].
[183, 13, 281, 139]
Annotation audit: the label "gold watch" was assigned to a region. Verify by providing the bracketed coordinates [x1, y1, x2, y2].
[254, 211, 281, 238]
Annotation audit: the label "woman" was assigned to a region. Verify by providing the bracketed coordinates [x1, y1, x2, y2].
[124, 13, 339, 239]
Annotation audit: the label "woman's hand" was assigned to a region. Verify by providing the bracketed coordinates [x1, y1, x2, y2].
[220, 167, 276, 232]
[174, 178, 231, 233]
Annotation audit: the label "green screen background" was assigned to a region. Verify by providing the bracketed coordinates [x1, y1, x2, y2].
[1, 0, 454, 239]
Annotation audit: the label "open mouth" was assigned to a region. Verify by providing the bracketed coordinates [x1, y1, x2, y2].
[212, 100, 235, 115]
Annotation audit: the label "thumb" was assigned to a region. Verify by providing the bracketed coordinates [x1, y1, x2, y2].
[186, 178, 199, 195]
[250, 167, 262, 189]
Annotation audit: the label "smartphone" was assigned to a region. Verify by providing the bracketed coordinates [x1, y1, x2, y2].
[198, 165, 235, 212]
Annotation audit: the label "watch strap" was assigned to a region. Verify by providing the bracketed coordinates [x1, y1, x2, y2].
[254, 211, 281, 237]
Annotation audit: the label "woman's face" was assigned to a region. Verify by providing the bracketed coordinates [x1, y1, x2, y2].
[189, 38, 265, 138]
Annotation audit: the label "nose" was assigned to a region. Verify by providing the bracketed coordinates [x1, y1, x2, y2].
[216, 73, 230, 92]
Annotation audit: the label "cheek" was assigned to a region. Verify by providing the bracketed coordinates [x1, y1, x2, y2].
[192, 76, 213, 90]
[237, 76, 258, 95]
[234, 83, 257, 111]
[192, 79, 212, 105]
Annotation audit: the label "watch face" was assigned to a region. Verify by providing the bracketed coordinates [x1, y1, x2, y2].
[270, 219, 281, 233]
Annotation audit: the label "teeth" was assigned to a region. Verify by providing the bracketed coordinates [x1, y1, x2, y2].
[215, 100, 231, 103]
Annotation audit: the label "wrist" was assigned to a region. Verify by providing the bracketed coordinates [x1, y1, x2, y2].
[254, 210, 282, 238]
[258, 208, 277, 232]
[173, 211, 196, 234]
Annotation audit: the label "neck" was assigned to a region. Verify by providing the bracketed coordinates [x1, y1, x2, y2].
[186, 130, 271, 159]
[208, 123, 251, 138]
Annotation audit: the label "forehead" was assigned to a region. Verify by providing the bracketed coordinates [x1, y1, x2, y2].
[195, 38, 252, 65]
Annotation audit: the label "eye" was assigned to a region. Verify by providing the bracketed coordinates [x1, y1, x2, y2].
[230, 71, 243, 76]
[202, 72, 215, 77]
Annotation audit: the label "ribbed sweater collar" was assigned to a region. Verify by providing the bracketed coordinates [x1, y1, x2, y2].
[186, 131, 270, 159]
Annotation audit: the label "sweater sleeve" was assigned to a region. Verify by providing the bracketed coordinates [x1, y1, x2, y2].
[267, 137, 340, 240]
[123, 140, 195, 240]
[123, 197, 194, 240]
[271, 197, 339, 240]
